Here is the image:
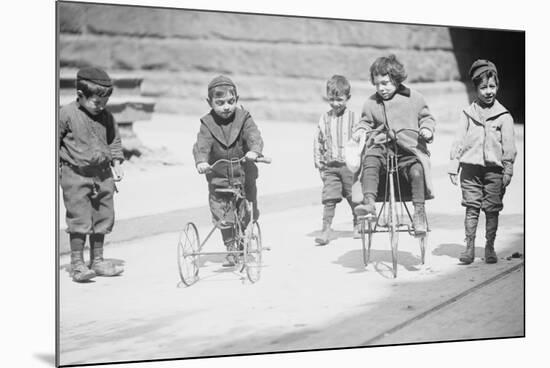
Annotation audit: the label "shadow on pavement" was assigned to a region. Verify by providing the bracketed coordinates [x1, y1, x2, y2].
[307, 229, 356, 243]
[432, 243, 468, 258]
[193, 235, 525, 357]
[334, 249, 423, 274]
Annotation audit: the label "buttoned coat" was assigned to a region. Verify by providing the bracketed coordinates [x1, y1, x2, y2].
[354, 86, 436, 199]
[193, 107, 263, 190]
[448, 99, 516, 176]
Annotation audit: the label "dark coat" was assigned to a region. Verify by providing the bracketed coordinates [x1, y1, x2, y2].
[59, 101, 124, 167]
[193, 107, 263, 189]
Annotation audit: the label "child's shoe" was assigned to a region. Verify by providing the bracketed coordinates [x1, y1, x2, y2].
[222, 241, 237, 267]
[485, 242, 498, 264]
[90, 248, 124, 276]
[354, 195, 376, 218]
[222, 255, 237, 267]
[413, 203, 427, 235]
[459, 236, 475, 264]
[484, 212, 498, 264]
[315, 226, 331, 245]
[70, 251, 96, 282]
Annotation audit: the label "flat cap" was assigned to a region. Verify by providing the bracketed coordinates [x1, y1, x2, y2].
[77, 67, 113, 87]
[207, 75, 236, 91]
[469, 59, 498, 80]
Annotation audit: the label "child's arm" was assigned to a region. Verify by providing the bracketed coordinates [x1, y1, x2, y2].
[416, 94, 436, 143]
[193, 122, 214, 172]
[353, 101, 377, 138]
[58, 108, 69, 146]
[313, 115, 325, 170]
[106, 114, 124, 181]
[242, 113, 264, 158]
[500, 114, 517, 186]
[448, 112, 469, 184]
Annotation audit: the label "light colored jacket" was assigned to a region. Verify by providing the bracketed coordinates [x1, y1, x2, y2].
[353, 86, 436, 199]
[314, 108, 355, 169]
[448, 100, 517, 176]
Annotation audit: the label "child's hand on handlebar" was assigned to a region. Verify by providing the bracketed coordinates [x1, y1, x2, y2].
[419, 128, 433, 142]
[196, 162, 211, 174]
[352, 129, 366, 142]
[502, 174, 512, 187]
[449, 173, 458, 186]
[245, 151, 259, 161]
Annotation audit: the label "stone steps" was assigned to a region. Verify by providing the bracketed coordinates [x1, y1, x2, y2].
[59, 72, 156, 124]
[59, 72, 156, 159]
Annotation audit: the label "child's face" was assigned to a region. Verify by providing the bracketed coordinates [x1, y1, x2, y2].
[78, 91, 109, 115]
[327, 92, 350, 115]
[208, 92, 239, 119]
[476, 76, 498, 106]
[373, 74, 397, 100]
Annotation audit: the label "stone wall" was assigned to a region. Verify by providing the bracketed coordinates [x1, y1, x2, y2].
[58, 2, 469, 123]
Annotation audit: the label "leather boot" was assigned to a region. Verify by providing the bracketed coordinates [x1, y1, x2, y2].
[70, 250, 96, 282]
[354, 194, 376, 218]
[315, 223, 332, 245]
[459, 236, 476, 264]
[413, 203, 427, 235]
[485, 212, 499, 264]
[90, 246, 124, 276]
[459, 207, 479, 264]
[222, 240, 237, 267]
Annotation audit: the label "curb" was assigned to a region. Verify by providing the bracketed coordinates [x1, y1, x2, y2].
[58, 187, 322, 255]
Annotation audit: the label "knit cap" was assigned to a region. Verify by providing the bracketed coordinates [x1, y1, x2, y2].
[208, 75, 236, 91]
[469, 59, 498, 80]
[77, 67, 113, 87]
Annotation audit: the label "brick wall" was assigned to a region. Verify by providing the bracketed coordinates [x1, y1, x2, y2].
[58, 2, 468, 123]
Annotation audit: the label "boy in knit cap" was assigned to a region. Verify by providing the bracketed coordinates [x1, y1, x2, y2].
[313, 75, 360, 245]
[193, 75, 264, 267]
[353, 55, 435, 235]
[59, 67, 124, 282]
[449, 59, 517, 264]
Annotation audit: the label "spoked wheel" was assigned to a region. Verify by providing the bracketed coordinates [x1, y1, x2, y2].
[388, 176, 399, 278]
[360, 219, 374, 267]
[177, 222, 200, 286]
[244, 221, 262, 283]
[231, 223, 246, 273]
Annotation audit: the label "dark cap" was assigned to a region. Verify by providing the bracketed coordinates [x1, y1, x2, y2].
[77, 67, 113, 87]
[207, 75, 236, 91]
[469, 59, 498, 80]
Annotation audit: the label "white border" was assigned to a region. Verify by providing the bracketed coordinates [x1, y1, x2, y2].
[4, 0, 545, 367]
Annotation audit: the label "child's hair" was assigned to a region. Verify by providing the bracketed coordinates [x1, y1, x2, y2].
[469, 59, 499, 88]
[326, 75, 351, 97]
[76, 78, 113, 98]
[207, 75, 238, 100]
[472, 69, 500, 88]
[369, 54, 407, 86]
[208, 85, 238, 100]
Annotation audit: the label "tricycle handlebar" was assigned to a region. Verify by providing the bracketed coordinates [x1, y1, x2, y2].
[209, 155, 272, 169]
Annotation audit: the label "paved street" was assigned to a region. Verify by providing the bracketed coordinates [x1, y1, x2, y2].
[57, 114, 524, 366]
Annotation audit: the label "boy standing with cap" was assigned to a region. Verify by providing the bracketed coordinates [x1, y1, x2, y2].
[448, 59, 517, 264]
[313, 75, 360, 246]
[193, 75, 264, 267]
[59, 67, 124, 282]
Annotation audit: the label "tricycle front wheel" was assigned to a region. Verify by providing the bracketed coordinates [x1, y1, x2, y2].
[177, 222, 200, 286]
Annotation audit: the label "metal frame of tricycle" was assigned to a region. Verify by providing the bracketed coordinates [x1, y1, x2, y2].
[357, 128, 431, 278]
